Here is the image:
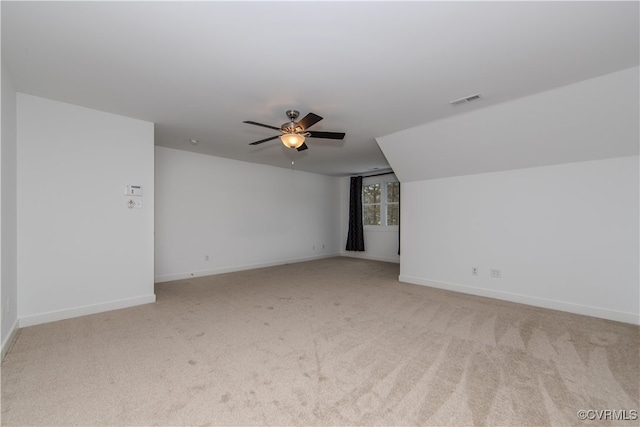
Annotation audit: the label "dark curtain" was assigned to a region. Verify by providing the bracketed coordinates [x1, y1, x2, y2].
[398, 182, 401, 255]
[345, 176, 365, 251]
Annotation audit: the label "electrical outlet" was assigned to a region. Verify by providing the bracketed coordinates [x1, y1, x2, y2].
[472, 267, 478, 276]
[490, 269, 502, 278]
[205, 254, 209, 262]
[127, 199, 142, 209]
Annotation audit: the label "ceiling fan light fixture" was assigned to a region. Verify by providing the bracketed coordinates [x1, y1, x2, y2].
[244, 110, 345, 151]
[280, 133, 305, 149]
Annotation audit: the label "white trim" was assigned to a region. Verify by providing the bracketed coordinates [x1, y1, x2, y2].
[18, 294, 156, 328]
[154, 253, 342, 283]
[363, 226, 399, 233]
[341, 252, 400, 264]
[1, 319, 19, 360]
[399, 275, 639, 325]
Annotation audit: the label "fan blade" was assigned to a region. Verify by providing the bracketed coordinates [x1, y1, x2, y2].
[296, 113, 323, 131]
[307, 131, 346, 140]
[249, 135, 279, 145]
[296, 143, 309, 152]
[243, 120, 281, 131]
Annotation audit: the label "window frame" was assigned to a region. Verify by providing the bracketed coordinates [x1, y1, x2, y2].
[362, 180, 400, 229]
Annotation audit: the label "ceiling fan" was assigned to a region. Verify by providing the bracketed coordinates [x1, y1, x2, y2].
[244, 110, 346, 151]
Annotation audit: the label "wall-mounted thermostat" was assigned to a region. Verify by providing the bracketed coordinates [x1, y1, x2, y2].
[124, 185, 142, 196]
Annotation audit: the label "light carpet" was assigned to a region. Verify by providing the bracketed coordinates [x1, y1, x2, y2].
[1, 257, 638, 426]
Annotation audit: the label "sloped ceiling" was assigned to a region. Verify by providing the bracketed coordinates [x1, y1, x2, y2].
[377, 67, 640, 182]
[2, 1, 638, 176]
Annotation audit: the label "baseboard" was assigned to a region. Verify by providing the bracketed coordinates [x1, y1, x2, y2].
[399, 275, 639, 325]
[154, 253, 342, 283]
[1, 319, 19, 360]
[18, 294, 157, 328]
[340, 251, 400, 264]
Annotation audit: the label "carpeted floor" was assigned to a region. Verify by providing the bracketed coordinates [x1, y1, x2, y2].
[1, 257, 638, 426]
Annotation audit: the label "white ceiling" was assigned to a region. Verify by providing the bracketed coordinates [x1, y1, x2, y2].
[2, 1, 638, 176]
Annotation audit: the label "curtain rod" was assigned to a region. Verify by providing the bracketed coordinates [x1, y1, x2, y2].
[355, 171, 395, 178]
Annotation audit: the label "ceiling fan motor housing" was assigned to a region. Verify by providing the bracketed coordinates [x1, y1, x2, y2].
[285, 110, 300, 121]
[281, 123, 305, 133]
[282, 110, 302, 133]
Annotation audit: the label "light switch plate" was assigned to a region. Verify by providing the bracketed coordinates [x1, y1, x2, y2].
[124, 185, 142, 196]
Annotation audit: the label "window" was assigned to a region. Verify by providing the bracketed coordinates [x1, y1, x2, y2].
[363, 183, 381, 225]
[386, 181, 400, 225]
[363, 181, 399, 226]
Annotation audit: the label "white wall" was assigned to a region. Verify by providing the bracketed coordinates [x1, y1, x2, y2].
[17, 94, 155, 326]
[1, 61, 19, 356]
[376, 67, 640, 324]
[154, 147, 341, 282]
[339, 174, 400, 263]
[400, 156, 639, 324]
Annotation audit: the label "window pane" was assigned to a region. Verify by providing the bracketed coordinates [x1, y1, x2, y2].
[364, 205, 381, 225]
[362, 183, 381, 204]
[387, 182, 400, 203]
[387, 203, 399, 226]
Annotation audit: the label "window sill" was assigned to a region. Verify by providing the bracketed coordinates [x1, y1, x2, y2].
[364, 226, 399, 232]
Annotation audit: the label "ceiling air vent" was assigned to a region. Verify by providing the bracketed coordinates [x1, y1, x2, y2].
[449, 93, 482, 106]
